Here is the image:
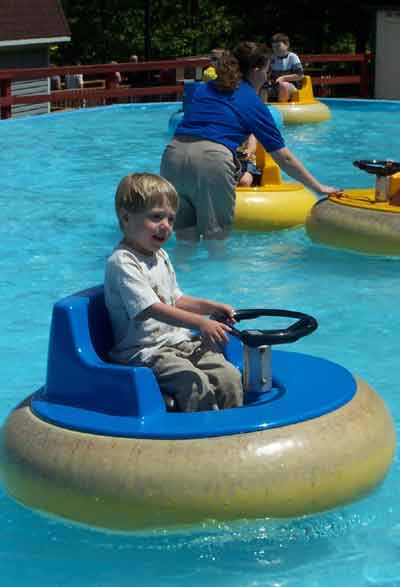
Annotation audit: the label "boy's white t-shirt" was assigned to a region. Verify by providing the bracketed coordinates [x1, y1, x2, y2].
[104, 244, 192, 364]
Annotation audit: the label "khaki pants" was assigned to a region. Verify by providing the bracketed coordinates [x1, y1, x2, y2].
[160, 136, 240, 239]
[143, 339, 243, 412]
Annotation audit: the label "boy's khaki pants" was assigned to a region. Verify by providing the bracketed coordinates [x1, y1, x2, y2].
[145, 339, 243, 412]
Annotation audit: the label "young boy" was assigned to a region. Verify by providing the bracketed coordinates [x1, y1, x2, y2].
[267, 33, 304, 102]
[104, 172, 243, 412]
[237, 135, 262, 187]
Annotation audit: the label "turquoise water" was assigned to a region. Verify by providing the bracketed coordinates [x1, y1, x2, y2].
[1, 100, 400, 586]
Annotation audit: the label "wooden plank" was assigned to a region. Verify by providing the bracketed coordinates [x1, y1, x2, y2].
[301, 54, 369, 63]
[0, 84, 184, 106]
[311, 75, 362, 86]
[0, 59, 209, 80]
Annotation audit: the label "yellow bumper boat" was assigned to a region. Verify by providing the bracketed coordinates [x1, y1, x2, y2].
[234, 146, 317, 231]
[306, 159, 400, 255]
[266, 76, 331, 125]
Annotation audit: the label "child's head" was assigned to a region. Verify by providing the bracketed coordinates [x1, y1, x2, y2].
[115, 173, 179, 254]
[116, 173, 178, 223]
[270, 33, 290, 54]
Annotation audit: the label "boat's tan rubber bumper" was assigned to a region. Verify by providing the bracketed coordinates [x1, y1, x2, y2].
[0, 378, 395, 531]
[306, 197, 400, 255]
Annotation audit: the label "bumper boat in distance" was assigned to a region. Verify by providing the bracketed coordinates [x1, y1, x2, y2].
[234, 145, 317, 231]
[0, 287, 395, 531]
[265, 75, 331, 124]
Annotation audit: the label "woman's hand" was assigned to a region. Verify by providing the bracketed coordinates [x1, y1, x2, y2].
[316, 185, 343, 196]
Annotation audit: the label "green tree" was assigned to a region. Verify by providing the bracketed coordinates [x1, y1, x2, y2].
[59, 0, 240, 63]
[58, 0, 384, 64]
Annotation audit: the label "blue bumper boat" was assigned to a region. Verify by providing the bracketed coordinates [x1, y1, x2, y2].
[0, 286, 395, 531]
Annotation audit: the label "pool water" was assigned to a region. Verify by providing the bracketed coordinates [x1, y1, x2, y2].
[1, 100, 400, 586]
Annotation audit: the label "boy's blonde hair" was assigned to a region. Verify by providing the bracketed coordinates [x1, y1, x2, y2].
[115, 172, 178, 226]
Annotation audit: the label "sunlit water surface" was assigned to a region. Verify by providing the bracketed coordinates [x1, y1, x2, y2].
[1, 100, 400, 586]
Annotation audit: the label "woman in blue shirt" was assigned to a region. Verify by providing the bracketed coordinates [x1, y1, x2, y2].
[161, 41, 338, 243]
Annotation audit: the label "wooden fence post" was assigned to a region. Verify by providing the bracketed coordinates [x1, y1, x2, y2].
[1, 78, 12, 119]
[105, 74, 118, 105]
[360, 53, 371, 98]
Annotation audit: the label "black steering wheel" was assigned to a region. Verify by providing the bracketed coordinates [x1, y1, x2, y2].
[353, 160, 400, 177]
[212, 309, 318, 348]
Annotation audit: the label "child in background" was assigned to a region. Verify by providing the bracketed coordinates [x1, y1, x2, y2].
[237, 135, 262, 187]
[268, 33, 304, 102]
[104, 172, 243, 412]
[109, 61, 122, 85]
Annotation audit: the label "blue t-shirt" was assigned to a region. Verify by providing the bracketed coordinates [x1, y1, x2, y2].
[175, 80, 285, 154]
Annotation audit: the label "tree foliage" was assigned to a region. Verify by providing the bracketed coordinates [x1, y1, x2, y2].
[57, 0, 388, 64]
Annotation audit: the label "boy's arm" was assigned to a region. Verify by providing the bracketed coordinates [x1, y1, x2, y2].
[140, 301, 233, 345]
[276, 72, 303, 83]
[176, 294, 235, 320]
[277, 55, 303, 84]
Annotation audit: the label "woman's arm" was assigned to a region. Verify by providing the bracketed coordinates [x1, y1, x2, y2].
[270, 147, 340, 195]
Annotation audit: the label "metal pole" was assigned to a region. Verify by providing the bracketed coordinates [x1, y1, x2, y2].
[243, 345, 272, 394]
[375, 175, 390, 202]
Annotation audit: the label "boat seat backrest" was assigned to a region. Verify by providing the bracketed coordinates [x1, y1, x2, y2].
[291, 75, 314, 102]
[43, 285, 166, 416]
[85, 287, 114, 362]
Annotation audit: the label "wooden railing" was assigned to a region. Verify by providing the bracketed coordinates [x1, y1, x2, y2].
[0, 53, 372, 119]
[300, 53, 372, 98]
[0, 58, 208, 119]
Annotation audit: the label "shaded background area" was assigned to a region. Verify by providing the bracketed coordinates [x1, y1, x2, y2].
[58, 0, 385, 63]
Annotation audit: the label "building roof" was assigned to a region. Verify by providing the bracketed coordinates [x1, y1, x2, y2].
[0, 0, 71, 47]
